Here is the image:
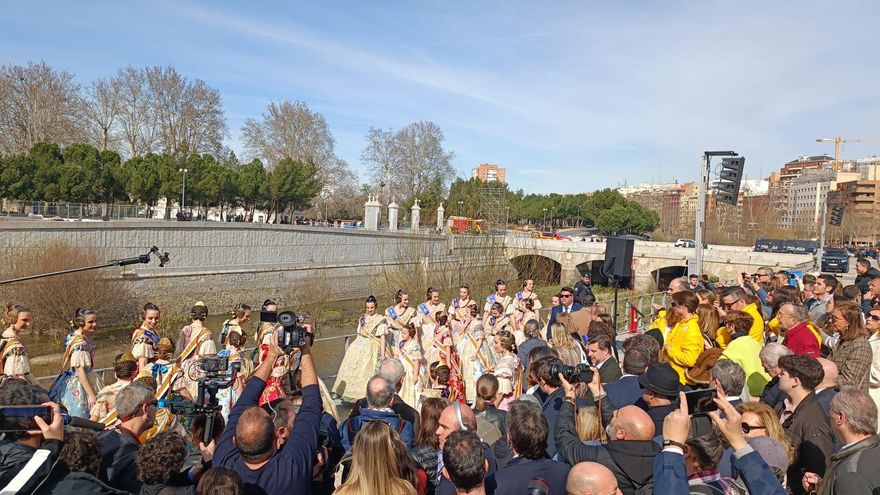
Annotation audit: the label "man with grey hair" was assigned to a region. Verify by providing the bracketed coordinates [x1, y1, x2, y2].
[347, 358, 419, 432]
[759, 342, 793, 408]
[97, 383, 156, 493]
[341, 374, 414, 451]
[711, 360, 746, 407]
[778, 303, 820, 358]
[802, 387, 880, 494]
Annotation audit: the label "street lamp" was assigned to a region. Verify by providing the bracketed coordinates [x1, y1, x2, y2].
[542, 208, 548, 231]
[179, 168, 188, 212]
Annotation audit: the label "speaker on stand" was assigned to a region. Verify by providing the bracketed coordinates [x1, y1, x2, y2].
[600, 237, 635, 359]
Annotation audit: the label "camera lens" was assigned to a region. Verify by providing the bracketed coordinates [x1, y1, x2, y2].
[278, 311, 295, 326]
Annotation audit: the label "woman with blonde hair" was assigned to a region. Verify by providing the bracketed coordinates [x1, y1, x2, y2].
[828, 301, 873, 392]
[474, 374, 507, 438]
[576, 407, 605, 444]
[336, 420, 417, 495]
[695, 304, 719, 349]
[696, 289, 717, 306]
[737, 402, 794, 463]
[491, 330, 521, 410]
[550, 322, 583, 366]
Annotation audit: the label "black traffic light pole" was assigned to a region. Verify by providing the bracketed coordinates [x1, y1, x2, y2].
[695, 151, 740, 277]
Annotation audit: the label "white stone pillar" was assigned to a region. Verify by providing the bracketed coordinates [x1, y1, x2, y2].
[411, 200, 421, 232]
[437, 203, 445, 232]
[364, 195, 381, 231]
[388, 201, 399, 232]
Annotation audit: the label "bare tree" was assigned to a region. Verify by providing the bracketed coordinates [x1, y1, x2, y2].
[241, 100, 336, 169]
[362, 121, 456, 205]
[113, 66, 157, 158]
[241, 100, 356, 200]
[82, 78, 121, 151]
[0, 61, 86, 155]
[145, 66, 227, 156]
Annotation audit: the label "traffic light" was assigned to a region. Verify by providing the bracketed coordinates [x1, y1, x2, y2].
[716, 156, 745, 206]
[829, 205, 844, 226]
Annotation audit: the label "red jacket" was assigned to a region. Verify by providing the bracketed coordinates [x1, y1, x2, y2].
[783, 322, 820, 358]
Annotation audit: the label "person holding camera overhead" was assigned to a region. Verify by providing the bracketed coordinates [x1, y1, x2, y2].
[333, 295, 390, 403]
[53, 307, 103, 419]
[214, 326, 322, 494]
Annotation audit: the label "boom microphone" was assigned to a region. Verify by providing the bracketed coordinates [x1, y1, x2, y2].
[62, 415, 107, 431]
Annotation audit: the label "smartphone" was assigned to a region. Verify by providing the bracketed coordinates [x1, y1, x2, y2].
[260, 311, 278, 323]
[0, 405, 52, 432]
[683, 388, 718, 416]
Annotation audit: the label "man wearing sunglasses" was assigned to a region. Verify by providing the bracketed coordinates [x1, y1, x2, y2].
[716, 287, 764, 348]
[546, 287, 583, 340]
[97, 383, 157, 493]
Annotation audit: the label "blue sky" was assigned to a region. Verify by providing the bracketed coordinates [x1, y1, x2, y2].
[3, 1, 879, 193]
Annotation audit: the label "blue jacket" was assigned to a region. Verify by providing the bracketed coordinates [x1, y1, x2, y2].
[653, 447, 786, 495]
[214, 378, 321, 495]
[547, 303, 584, 338]
[340, 408, 414, 451]
[494, 456, 571, 495]
[604, 375, 641, 409]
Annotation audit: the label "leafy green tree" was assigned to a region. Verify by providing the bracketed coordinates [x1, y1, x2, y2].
[595, 201, 659, 235]
[121, 153, 165, 214]
[265, 158, 321, 223]
[0, 155, 35, 200]
[237, 159, 267, 218]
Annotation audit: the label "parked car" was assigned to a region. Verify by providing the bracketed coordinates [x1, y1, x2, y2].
[530, 231, 564, 240]
[821, 248, 850, 273]
[675, 238, 696, 248]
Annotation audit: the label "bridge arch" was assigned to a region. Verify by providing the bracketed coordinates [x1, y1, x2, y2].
[650, 265, 688, 291]
[509, 254, 561, 285]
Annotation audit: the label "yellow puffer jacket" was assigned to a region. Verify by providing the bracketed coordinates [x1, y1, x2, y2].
[664, 315, 704, 385]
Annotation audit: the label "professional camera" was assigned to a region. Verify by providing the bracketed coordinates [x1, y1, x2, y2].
[199, 354, 229, 373]
[549, 362, 594, 384]
[277, 310, 309, 351]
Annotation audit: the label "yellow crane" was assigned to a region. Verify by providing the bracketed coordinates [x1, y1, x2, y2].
[816, 136, 880, 171]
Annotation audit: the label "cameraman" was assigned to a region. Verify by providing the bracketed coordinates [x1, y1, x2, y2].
[0, 383, 64, 494]
[214, 328, 320, 494]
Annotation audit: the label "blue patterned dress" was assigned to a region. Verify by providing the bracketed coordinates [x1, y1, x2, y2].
[57, 331, 104, 418]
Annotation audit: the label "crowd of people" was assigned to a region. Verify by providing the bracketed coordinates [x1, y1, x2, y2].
[2, 258, 880, 494]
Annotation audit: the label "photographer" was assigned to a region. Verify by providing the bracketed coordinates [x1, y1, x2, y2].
[0, 383, 64, 494]
[554, 368, 659, 495]
[213, 328, 321, 494]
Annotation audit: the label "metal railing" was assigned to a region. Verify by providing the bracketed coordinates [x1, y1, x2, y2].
[3, 201, 146, 221]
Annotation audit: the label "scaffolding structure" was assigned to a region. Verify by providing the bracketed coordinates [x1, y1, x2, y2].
[479, 185, 506, 235]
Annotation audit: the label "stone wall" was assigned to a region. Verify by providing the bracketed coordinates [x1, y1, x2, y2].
[0, 221, 514, 311]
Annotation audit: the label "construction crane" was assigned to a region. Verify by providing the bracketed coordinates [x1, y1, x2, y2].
[816, 136, 880, 171]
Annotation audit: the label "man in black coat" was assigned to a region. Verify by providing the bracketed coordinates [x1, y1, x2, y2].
[546, 288, 583, 339]
[555, 372, 660, 495]
[493, 400, 570, 495]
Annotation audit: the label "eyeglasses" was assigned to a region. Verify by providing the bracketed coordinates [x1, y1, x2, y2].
[561, 294, 573, 299]
[868, 314, 880, 322]
[832, 314, 846, 322]
[670, 302, 679, 307]
[721, 298, 741, 309]
[741, 423, 767, 434]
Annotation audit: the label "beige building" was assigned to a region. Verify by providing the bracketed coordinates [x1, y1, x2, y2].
[787, 170, 859, 231]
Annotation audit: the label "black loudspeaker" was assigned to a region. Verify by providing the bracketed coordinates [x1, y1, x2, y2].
[602, 237, 634, 280]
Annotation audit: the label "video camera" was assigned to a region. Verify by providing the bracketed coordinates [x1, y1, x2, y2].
[277, 310, 310, 351]
[550, 362, 594, 384]
[160, 351, 241, 444]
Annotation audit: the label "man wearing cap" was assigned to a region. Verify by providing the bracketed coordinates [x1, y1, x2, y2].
[573, 273, 594, 306]
[635, 363, 681, 436]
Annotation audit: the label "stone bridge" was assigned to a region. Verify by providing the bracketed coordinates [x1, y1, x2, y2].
[503, 237, 813, 291]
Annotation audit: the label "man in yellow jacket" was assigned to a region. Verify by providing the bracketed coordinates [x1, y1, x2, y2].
[716, 287, 765, 349]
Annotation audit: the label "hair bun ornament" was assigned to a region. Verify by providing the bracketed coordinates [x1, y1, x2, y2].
[120, 351, 137, 362]
[194, 301, 206, 307]
[159, 337, 173, 347]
